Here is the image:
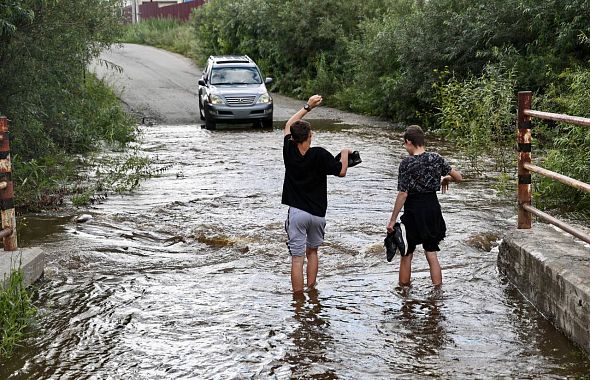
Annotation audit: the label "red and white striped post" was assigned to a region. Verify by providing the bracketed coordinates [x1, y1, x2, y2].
[517, 91, 533, 229]
[0, 117, 17, 250]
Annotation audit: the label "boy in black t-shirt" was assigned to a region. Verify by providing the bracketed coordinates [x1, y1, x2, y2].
[282, 94, 353, 293]
[386, 125, 462, 288]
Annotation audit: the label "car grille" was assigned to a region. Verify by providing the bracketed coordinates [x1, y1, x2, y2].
[226, 96, 256, 106]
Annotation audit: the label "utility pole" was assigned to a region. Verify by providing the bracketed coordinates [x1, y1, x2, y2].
[136, 0, 141, 23]
[131, 0, 140, 23]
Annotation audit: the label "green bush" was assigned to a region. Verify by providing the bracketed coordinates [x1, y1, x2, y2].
[435, 64, 517, 174]
[75, 74, 136, 149]
[0, 268, 36, 359]
[12, 155, 73, 211]
[533, 66, 590, 212]
[0, 0, 129, 156]
[0, 0, 143, 209]
[8, 73, 137, 210]
[91, 151, 155, 194]
[192, 0, 389, 99]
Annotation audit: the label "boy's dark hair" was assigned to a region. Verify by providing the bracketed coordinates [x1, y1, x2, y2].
[290, 120, 311, 143]
[404, 125, 425, 147]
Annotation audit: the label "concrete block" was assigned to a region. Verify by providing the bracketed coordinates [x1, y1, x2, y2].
[498, 224, 590, 357]
[0, 247, 45, 288]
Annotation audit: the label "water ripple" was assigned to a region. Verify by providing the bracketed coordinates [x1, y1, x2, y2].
[3, 123, 589, 379]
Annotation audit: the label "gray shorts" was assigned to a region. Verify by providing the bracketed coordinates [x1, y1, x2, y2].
[284, 207, 326, 257]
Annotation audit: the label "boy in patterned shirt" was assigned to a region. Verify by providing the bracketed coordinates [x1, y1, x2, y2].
[386, 125, 462, 288]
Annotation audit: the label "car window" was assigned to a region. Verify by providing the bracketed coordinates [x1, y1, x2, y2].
[210, 67, 261, 85]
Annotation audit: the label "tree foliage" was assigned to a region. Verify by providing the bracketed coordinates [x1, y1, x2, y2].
[192, 0, 390, 96]
[192, 0, 590, 116]
[342, 0, 590, 120]
[0, 0, 133, 160]
[435, 64, 516, 174]
[533, 66, 590, 211]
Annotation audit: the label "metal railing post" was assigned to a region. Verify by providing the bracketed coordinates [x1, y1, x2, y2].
[0, 117, 17, 250]
[517, 91, 532, 229]
[513, 91, 590, 243]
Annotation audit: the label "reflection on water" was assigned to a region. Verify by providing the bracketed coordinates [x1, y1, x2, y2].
[378, 287, 447, 377]
[397, 291, 446, 359]
[1, 122, 589, 379]
[286, 289, 336, 379]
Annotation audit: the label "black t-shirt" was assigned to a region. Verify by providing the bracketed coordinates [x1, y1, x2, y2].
[282, 134, 342, 217]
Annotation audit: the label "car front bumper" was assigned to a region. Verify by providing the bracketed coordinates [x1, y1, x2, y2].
[205, 103, 273, 122]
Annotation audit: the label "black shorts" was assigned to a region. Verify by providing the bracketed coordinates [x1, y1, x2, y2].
[401, 192, 446, 254]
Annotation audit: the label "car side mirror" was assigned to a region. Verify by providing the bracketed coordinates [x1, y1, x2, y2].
[198, 79, 206, 86]
[264, 77, 273, 84]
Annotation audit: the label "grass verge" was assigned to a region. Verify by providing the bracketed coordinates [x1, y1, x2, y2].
[119, 18, 200, 61]
[0, 268, 36, 359]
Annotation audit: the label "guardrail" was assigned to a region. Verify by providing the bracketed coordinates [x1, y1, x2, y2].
[0, 117, 17, 251]
[517, 91, 590, 244]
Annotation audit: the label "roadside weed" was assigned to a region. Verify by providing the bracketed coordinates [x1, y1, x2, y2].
[0, 268, 36, 359]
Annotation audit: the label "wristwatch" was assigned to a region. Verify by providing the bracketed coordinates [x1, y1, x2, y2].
[303, 103, 311, 111]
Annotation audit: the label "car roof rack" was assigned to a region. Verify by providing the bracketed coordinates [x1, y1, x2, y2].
[209, 55, 253, 64]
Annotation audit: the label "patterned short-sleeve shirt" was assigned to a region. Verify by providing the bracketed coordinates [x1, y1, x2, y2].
[397, 152, 452, 193]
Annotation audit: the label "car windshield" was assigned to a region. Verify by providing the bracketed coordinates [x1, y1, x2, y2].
[210, 67, 262, 85]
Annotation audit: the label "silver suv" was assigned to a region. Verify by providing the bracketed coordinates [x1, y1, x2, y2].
[198, 55, 273, 130]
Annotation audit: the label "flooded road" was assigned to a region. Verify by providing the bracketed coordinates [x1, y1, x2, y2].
[2, 121, 589, 379]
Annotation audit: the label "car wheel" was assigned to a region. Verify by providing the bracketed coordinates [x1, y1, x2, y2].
[262, 117, 273, 129]
[203, 106, 216, 130]
[205, 118, 216, 130]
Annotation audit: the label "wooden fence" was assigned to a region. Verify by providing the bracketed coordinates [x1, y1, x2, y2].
[517, 91, 590, 244]
[138, 0, 207, 22]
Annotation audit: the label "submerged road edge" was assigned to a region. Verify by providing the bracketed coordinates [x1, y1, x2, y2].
[498, 224, 590, 357]
[0, 247, 45, 288]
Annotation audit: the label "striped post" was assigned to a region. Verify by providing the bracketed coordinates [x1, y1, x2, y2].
[517, 91, 533, 229]
[0, 117, 17, 250]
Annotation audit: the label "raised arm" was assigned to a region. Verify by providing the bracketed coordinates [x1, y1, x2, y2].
[284, 94, 323, 136]
[338, 149, 351, 177]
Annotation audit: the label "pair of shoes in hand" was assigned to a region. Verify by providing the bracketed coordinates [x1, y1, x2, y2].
[384, 222, 406, 262]
[334, 151, 362, 167]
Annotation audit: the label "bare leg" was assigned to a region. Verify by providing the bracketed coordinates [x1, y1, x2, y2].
[291, 256, 305, 293]
[425, 251, 442, 286]
[306, 247, 318, 288]
[399, 253, 413, 286]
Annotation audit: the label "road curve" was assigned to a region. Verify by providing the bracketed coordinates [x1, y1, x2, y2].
[91, 43, 201, 124]
[92, 43, 389, 127]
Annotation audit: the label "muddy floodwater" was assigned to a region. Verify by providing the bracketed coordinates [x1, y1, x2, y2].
[2, 122, 589, 379]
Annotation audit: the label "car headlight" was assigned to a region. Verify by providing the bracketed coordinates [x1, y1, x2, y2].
[257, 93, 272, 104]
[208, 94, 224, 105]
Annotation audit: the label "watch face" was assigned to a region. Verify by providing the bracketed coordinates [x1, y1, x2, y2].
[304, 104, 310, 110]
